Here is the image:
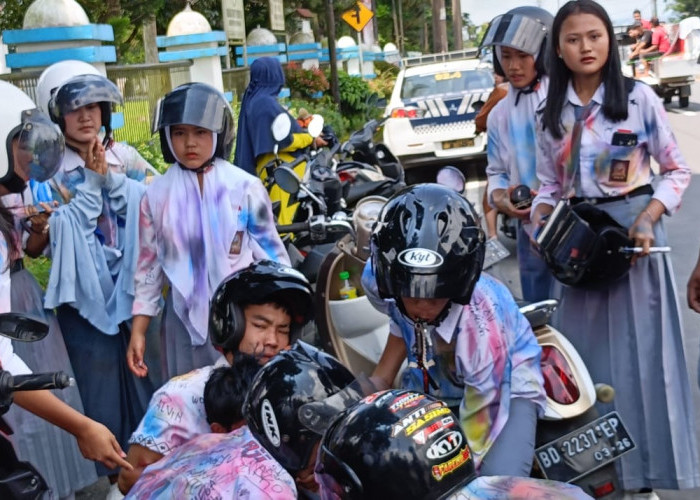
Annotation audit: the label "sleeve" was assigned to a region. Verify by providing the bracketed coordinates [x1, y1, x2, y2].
[244, 178, 291, 265]
[640, 85, 691, 214]
[50, 168, 105, 237]
[531, 115, 562, 215]
[485, 104, 513, 204]
[132, 194, 164, 317]
[128, 375, 210, 455]
[280, 133, 313, 153]
[475, 87, 507, 133]
[104, 170, 146, 217]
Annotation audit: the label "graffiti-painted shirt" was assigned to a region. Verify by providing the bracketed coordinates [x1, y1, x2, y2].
[362, 264, 546, 469]
[486, 77, 549, 200]
[533, 81, 690, 215]
[126, 426, 296, 500]
[449, 475, 592, 499]
[0, 234, 30, 375]
[132, 158, 290, 346]
[129, 359, 228, 455]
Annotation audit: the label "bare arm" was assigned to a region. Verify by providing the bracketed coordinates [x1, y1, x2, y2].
[117, 443, 164, 494]
[370, 334, 407, 390]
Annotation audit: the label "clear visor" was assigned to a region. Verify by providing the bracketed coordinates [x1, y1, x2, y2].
[16, 109, 65, 182]
[52, 75, 123, 116]
[481, 13, 547, 55]
[298, 379, 364, 435]
[315, 443, 364, 500]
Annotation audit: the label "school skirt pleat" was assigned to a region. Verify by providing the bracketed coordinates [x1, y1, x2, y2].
[5, 268, 98, 496]
[551, 194, 700, 490]
[160, 291, 224, 381]
[56, 304, 154, 477]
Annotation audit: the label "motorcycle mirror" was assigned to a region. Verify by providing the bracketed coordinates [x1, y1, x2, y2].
[436, 166, 466, 194]
[273, 166, 301, 195]
[0, 313, 49, 342]
[271, 113, 292, 143]
[307, 115, 325, 138]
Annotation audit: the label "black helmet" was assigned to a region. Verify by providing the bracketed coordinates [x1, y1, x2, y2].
[242, 341, 355, 474]
[315, 389, 476, 500]
[371, 184, 485, 305]
[481, 6, 554, 78]
[209, 260, 313, 352]
[537, 202, 632, 289]
[48, 74, 123, 142]
[153, 82, 235, 164]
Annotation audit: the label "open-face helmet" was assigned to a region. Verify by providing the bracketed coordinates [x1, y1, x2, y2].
[371, 184, 485, 305]
[209, 260, 313, 353]
[481, 6, 554, 78]
[314, 389, 476, 499]
[152, 82, 235, 164]
[0, 82, 64, 192]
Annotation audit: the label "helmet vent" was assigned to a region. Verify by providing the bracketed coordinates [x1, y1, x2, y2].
[436, 211, 449, 237]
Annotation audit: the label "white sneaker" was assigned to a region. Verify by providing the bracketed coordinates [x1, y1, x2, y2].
[622, 489, 660, 500]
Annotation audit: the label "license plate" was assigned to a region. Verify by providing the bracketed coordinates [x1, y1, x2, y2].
[442, 138, 474, 150]
[535, 411, 636, 483]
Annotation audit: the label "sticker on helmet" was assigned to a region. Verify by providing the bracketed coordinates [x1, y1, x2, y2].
[261, 399, 281, 447]
[412, 416, 455, 445]
[426, 430, 463, 460]
[398, 248, 444, 268]
[390, 392, 425, 413]
[431, 447, 471, 481]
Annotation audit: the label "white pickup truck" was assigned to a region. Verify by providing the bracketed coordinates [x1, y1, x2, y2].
[382, 50, 493, 170]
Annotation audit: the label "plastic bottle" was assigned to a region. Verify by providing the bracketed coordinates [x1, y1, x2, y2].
[339, 271, 358, 299]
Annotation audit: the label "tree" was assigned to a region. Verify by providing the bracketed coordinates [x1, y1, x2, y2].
[667, 0, 700, 17]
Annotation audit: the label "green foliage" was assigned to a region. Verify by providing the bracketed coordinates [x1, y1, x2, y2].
[24, 256, 51, 291]
[132, 138, 169, 174]
[667, 0, 700, 18]
[284, 62, 330, 97]
[288, 97, 347, 139]
[367, 61, 398, 100]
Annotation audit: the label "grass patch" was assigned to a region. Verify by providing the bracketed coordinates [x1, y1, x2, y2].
[24, 256, 51, 291]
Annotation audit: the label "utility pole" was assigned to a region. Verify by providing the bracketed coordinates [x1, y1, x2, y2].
[397, 0, 405, 54]
[327, 0, 340, 104]
[451, 0, 462, 50]
[432, 0, 447, 53]
[652, 0, 658, 18]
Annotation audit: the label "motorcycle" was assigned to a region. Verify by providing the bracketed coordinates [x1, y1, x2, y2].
[0, 313, 73, 500]
[314, 170, 633, 498]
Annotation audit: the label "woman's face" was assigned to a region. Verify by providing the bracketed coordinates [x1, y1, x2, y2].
[63, 103, 102, 145]
[558, 12, 609, 79]
[169, 124, 214, 169]
[498, 46, 537, 89]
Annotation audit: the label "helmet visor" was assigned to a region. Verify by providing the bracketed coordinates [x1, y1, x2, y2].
[481, 13, 547, 55]
[52, 74, 123, 116]
[315, 444, 363, 500]
[16, 109, 64, 182]
[153, 85, 228, 134]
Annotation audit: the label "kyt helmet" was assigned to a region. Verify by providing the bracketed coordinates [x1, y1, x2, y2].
[243, 341, 355, 474]
[371, 184, 485, 305]
[152, 82, 235, 164]
[209, 260, 313, 353]
[0, 82, 64, 191]
[481, 6, 554, 78]
[36, 60, 102, 115]
[315, 390, 476, 500]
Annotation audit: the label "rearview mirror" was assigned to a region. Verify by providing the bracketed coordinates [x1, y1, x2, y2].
[271, 113, 292, 143]
[274, 166, 301, 195]
[436, 166, 465, 194]
[307, 115, 325, 138]
[0, 313, 49, 342]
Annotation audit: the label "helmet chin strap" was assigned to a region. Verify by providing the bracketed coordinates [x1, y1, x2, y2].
[514, 76, 542, 106]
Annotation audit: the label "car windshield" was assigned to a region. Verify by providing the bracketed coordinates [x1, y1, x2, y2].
[401, 69, 494, 99]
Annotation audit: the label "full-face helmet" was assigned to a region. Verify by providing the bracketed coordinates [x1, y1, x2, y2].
[371, 184, 485, 305]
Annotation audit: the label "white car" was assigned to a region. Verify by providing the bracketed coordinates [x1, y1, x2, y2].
[383, 53, 493, 169]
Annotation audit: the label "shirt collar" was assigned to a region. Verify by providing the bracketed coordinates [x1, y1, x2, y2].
[565, 81, 605, 107]
[434, 302, 463, 343]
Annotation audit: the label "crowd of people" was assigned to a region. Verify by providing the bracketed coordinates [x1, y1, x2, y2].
[1, 0, 699, 499]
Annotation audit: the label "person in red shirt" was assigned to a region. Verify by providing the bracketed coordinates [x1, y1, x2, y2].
[633, 9, 652, 30]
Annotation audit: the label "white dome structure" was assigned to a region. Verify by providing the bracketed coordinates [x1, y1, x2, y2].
[247, 26, 277, 46]
[23, 0, 90, 29]
[166, 4, 212, 37]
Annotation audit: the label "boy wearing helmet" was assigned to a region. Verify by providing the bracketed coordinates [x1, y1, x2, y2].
[314, 389, 591, 499]
[118, 260, 312, 494]
[482, 7, 555, 302]
[363, 184, 546, 477]
[0, 81, 134, 482]
[126, 82, 290, 383]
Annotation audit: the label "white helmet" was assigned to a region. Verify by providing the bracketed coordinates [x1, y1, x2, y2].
[0, 81, 65, 191]
[36, 60, 101, 114]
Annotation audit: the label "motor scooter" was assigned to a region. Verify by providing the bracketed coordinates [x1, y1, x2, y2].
[314, 172, 634, 498]
[0, 313, 74, 500]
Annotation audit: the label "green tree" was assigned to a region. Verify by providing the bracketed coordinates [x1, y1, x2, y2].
[667, 0, 700, 17]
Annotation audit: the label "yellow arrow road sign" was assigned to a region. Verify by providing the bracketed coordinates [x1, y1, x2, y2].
[342, 2, 374, 32]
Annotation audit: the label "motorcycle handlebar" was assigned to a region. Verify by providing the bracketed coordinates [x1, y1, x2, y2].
[276, 222, 311, 234]
[0, 371, 73, 394]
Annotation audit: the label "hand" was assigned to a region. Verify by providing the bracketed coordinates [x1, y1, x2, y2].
[687, 256, 700, 313]
[75, 418, 133, 471]
[492, 187, 532, 220]
[84, 138, 107, 176]
[27, 201, 57, 235]
[313, 136, 328, 148]
[529, 203, 554, 243]
[628, 209, 655, 264]
[126, 331, 148, 378]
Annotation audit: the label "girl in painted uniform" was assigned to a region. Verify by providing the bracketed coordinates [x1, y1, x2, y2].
[127, 82, 290, 382]
[483, 6, 554, 302]
[0, 81, 133, 486]
[530, 1, 700, 494]
[234, 57, 326, 226]
[362, 184, 546, 476]
[35, 66, 156, 478]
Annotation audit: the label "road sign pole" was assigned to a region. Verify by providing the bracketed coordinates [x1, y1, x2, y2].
[357, 31, 364, 79]
[327, 0, 340, 104]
